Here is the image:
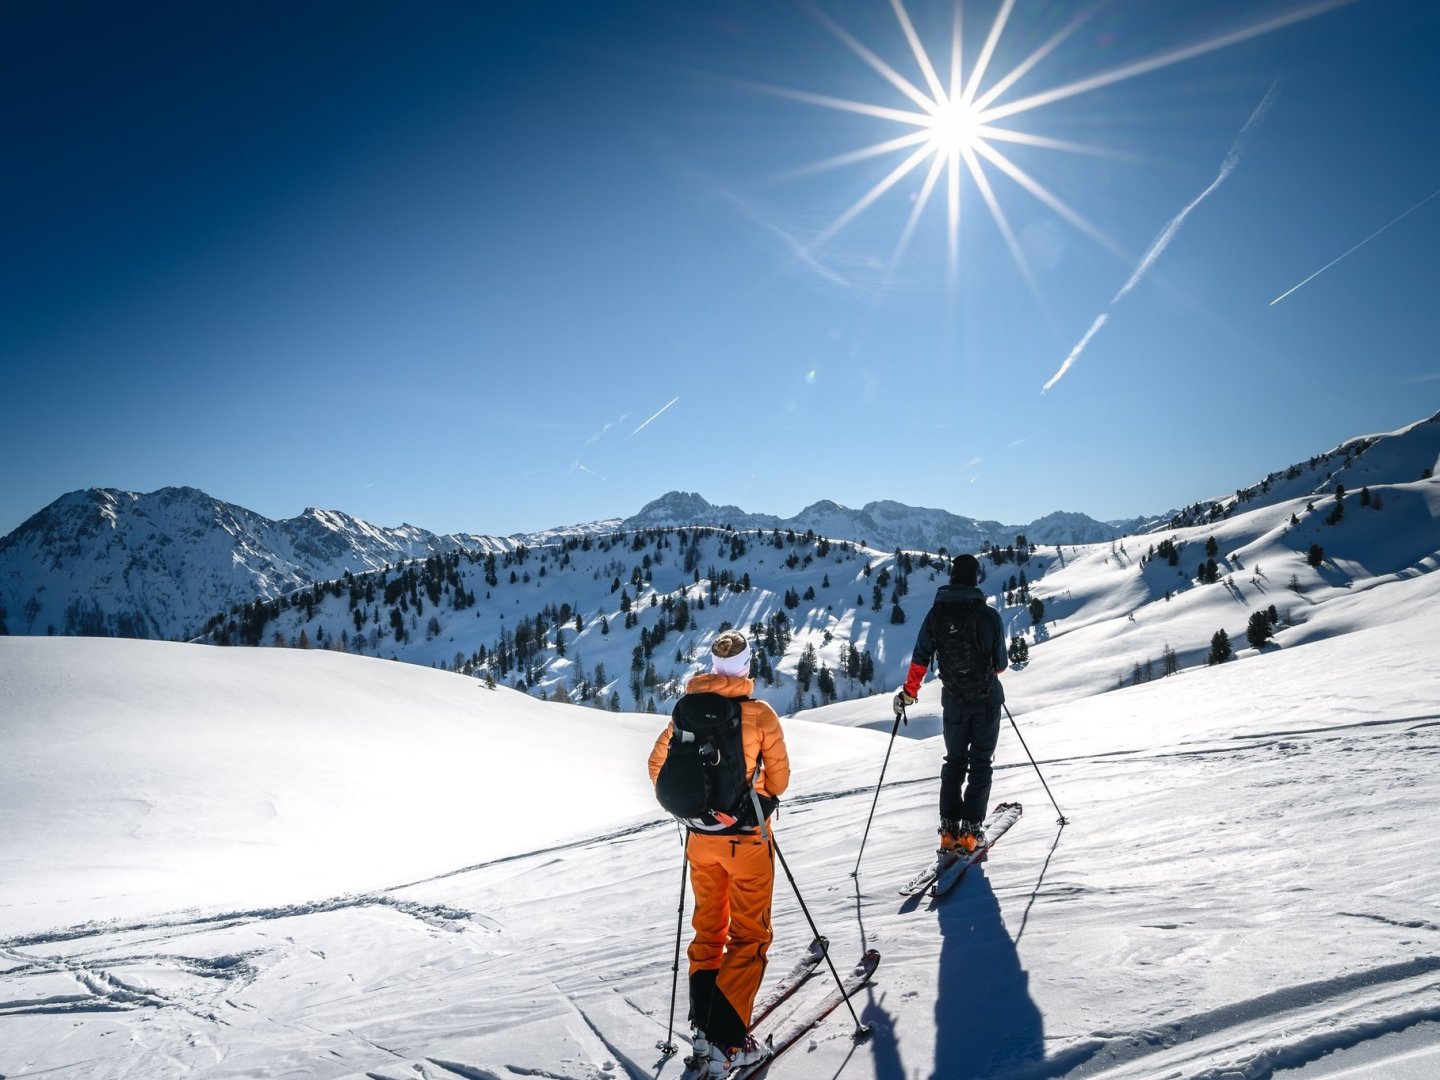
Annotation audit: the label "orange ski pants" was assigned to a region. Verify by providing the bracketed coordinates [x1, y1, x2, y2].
[685, 829, 775, 1046]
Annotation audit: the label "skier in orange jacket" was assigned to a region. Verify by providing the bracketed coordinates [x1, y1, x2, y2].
[649, 629, 789, 1075]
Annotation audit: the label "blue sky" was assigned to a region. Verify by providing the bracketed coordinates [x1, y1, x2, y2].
[4, 0, 1438, 538]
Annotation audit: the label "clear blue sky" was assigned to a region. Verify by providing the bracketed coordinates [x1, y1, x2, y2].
[4, 0, 1438, 538]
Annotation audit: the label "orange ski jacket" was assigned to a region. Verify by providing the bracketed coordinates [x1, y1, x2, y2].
[648, 673, 790, 815]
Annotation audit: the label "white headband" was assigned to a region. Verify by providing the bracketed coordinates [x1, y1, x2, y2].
[712, 641, 751, 677]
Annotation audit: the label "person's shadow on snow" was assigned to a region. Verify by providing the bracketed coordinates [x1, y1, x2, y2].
[931, 868, 1043, 1079]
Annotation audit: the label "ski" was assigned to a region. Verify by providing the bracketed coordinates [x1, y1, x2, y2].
[898, 849, 959, 895]
[729, 949, 881, 1078]
[677, 937, 829, 1075]
[751, 935, 828, 1028]
[930, 801, 1023, 897]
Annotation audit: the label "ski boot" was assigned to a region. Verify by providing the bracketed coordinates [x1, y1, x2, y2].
[938, 818, 962, 852]
[708, 1033, 769, 1076]
[956, 820, 985, 854]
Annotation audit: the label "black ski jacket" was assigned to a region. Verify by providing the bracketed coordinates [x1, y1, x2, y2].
[904, 584, 1007, 703]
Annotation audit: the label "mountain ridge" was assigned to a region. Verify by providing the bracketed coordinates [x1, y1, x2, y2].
[2, 408, 1436, 643]
[0, 488, 1130, 642]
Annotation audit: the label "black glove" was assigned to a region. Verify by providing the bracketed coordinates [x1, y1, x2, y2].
[892, 689, 916, 722]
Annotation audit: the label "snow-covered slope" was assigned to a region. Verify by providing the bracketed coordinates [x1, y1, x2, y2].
[2, 577, 1437, 1078]
[1163, 409, 1440, 529]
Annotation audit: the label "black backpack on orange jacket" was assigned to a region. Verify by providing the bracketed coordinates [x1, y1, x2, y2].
[655, 692, 763, 833]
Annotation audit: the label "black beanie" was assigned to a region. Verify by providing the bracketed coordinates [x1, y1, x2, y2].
[951, 553, 980, 587]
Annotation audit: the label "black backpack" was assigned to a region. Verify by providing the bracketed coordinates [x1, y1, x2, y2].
[654, 692, 760, 832]
[932, 599, 996, 704]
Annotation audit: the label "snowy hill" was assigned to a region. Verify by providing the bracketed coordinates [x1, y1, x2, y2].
[3, 553, 1438, 1077]
[1160, 409, 1440, 530]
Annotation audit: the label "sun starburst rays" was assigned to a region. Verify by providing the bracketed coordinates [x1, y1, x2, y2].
[752, 0, 1355, 294]
[785, 0, 1111, 292]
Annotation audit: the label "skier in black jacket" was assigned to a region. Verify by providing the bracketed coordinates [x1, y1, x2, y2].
[893, 553, 1008, 852]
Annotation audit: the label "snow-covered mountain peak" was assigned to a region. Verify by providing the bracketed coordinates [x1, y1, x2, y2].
[627, 490, 772, 529]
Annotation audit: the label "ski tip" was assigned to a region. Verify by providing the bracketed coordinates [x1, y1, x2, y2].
[852, 1023, 874, 1043]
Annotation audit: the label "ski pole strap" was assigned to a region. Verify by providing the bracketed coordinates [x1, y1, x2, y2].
[750, 784, 770, 842]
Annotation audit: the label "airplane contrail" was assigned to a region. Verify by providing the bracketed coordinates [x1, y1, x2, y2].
[1042, 82, 1276, 392]
[1270, 187, 1440, 305]
[570, 461, 607, 481]
[630, 396, 680, 436]
[1114, 81, 1279, 302]
[1042, 314, 1107, 393]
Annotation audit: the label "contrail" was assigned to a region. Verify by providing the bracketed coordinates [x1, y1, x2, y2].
[1115, 80, 1280, 302]
[1042, 314, 1107, 393]
[584, 417, 625, 445]
[1043, 82, 1277, 392]
[631, 396, 680, 436]
[570, 461, 607, 481]
[1270, 187, 1440, 305]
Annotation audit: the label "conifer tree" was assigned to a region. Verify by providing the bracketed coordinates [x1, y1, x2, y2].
[1008, 635, 1029, 664]
[796, 643, 818, 691]
[1207, 629, 1233, 665]
[817, 665, 837, 703]
[1245, 610, 1274, 649]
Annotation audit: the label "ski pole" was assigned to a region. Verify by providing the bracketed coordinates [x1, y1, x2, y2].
[851, 706, 903, 878]
[656, 828, 688, 1057]
[1004, 703, 1068, 825]
[769, 832, 872, 1041]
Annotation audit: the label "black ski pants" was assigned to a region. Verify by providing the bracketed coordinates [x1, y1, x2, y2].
[938, 688, 1002, 826]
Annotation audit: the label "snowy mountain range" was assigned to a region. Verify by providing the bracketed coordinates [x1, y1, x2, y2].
[0, 486, 1120, 643]
[1, 410, 1436, 657]
[626, 491, 1153, 551]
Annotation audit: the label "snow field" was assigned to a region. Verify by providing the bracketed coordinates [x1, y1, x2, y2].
[3, 514, 1439, 1076]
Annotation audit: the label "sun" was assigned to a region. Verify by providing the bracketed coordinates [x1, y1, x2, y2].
[745, 0, 1354, 292]
[925, 97, 984, 157]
